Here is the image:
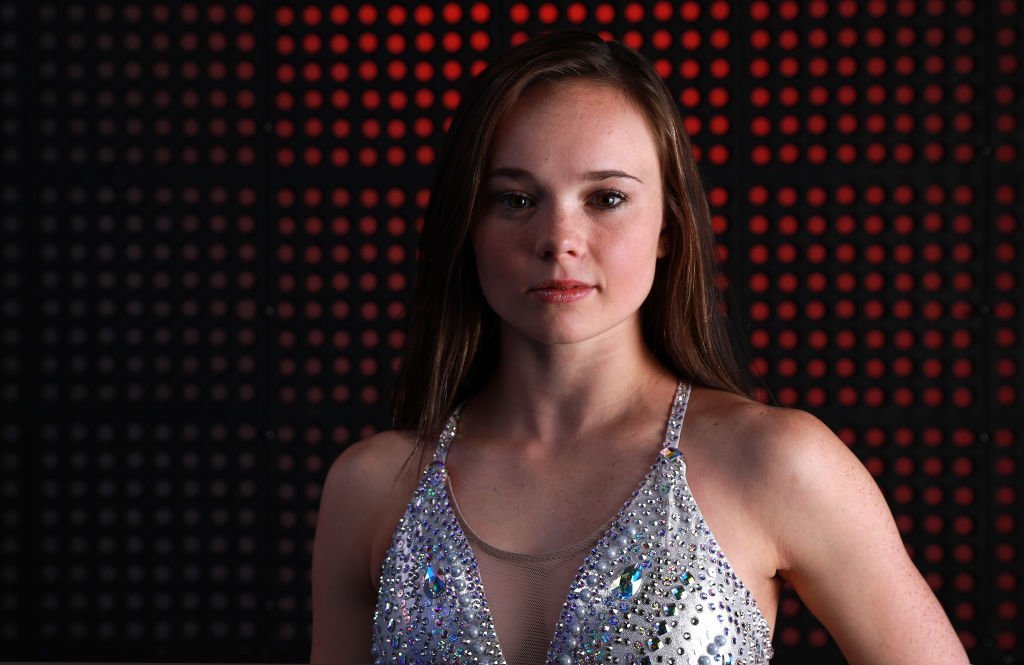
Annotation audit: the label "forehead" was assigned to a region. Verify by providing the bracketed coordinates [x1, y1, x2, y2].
[486, 80, 660, 174]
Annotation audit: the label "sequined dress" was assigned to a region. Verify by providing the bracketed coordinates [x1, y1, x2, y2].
[372, 380, 775, 664]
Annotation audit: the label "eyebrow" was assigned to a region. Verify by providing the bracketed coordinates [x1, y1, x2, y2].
[485, 167, 643, 184]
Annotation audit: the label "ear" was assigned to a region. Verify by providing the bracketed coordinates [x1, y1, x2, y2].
[657, 224, 669, 259]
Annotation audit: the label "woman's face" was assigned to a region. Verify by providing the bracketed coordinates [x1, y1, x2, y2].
[471, 80, 666, 348]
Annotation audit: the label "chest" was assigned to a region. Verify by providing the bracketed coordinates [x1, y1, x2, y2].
[442, 434, 782, 636]
[447, 439, 663, 554]
[371, 457, 775, 664]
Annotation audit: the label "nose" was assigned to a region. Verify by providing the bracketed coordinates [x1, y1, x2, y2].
[533, 201, 584, 260]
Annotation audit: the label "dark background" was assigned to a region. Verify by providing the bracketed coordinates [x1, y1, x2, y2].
[1, 0, 1021, 663]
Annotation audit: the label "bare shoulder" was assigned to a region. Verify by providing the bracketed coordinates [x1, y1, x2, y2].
[688, 387, 875, 553]
[692, 383, 860, 471]
[690, 386, 858, 488]
[728, 398, 868, 505]
[319, 429, 427, 548]
[323, 429, 424, 498]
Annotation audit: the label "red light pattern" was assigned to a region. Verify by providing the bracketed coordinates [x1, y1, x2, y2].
[1, 1, 1020, 662]
[990, 0, 1023, 654]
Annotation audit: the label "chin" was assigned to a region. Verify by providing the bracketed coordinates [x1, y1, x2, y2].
[493, 305, 644, 349]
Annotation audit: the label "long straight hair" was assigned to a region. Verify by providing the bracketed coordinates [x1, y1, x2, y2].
[391, 31, 753, 447]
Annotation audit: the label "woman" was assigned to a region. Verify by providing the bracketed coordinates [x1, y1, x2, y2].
[311, 31, 969, 665]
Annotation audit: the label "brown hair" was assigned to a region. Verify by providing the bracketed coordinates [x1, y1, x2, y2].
[391, 30, 753, 446]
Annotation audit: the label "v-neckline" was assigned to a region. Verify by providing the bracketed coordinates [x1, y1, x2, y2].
[448, 474, 614, 561]
[435, 380, 691, 663]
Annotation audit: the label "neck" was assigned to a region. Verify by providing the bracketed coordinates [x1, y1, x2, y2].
[467, 319, 676, 446]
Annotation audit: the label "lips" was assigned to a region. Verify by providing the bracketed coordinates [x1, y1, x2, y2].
[529, 280, 594, 303]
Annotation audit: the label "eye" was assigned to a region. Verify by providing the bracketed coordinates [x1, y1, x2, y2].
[497, 190, 536, 209]
[592, 190, 627, 208]
[496, 191, 534, 210]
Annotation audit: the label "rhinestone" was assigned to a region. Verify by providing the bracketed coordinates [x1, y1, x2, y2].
[422, 565, 445, 599]
[615, 563, 644, 600]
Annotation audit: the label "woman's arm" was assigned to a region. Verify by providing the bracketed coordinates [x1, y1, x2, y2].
[757, 408, 970, 664]
[310, 440, 378, 663]
[310, 432, 417, 663]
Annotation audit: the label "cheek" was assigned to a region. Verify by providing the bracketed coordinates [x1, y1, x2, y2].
[471, 227, 519, 295]
[605, 240, 660, 285]
[599, 224, 663, 298]
[472, 228, 497, 276]
[605, 211, 663, 268]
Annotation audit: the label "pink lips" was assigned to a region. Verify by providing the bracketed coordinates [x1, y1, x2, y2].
[529, 280, 594, 303]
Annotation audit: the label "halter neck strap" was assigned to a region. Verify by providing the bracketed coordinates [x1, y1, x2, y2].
[433, 405, 461, 464]
[661, 380, 692, 452]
